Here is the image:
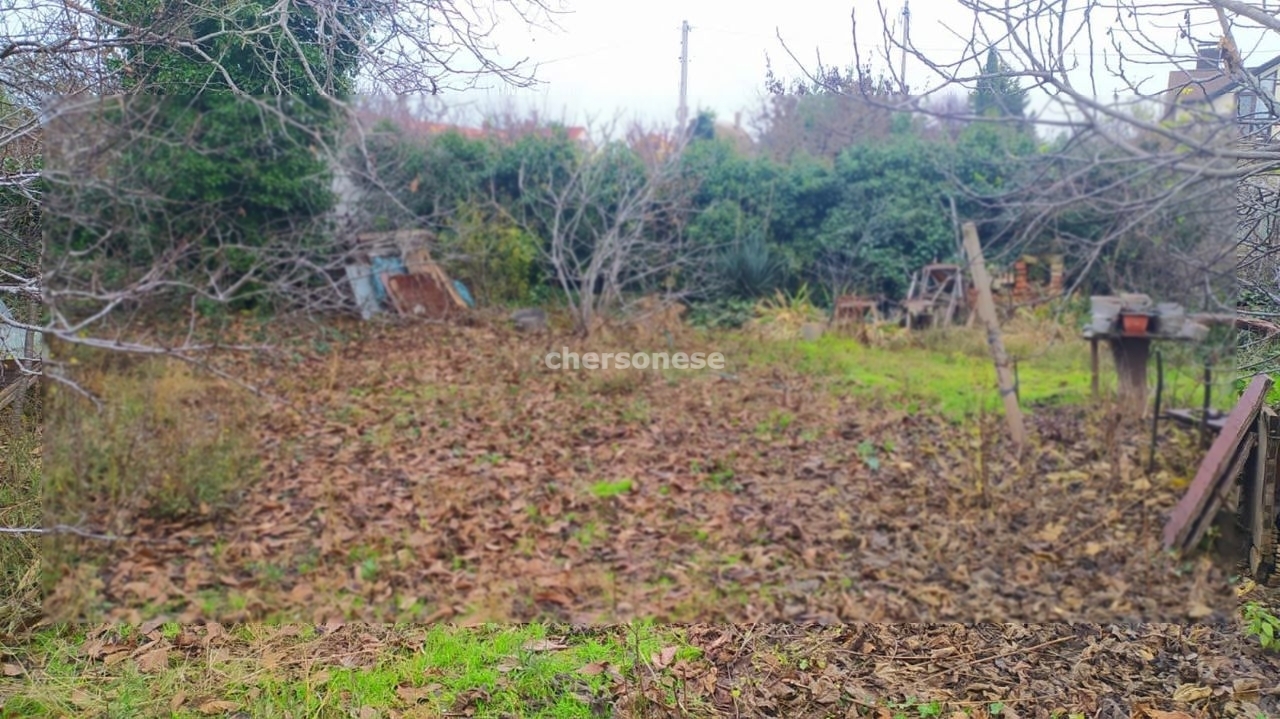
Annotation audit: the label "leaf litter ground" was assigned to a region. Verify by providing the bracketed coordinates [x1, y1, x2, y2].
[21, 317, 1280, 716]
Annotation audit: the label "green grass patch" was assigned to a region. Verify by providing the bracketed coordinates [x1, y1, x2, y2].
[3, 622, 696, 719]
[735, 326, 1235, 419]
[0, 407, 41, 633]
[587, 478, 634, 499]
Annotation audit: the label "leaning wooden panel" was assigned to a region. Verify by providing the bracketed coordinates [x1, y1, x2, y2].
[0, 376, 34, 413]
[1163, 373, 1273, 552]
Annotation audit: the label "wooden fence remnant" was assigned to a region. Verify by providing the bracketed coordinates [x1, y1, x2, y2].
[961, 222, 1025, 452]
[1162, 374, 1279, 586]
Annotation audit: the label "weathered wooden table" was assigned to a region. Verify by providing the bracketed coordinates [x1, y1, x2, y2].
[1083, 329, 1196, 409]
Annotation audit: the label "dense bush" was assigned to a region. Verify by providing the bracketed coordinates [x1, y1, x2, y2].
[354, 97, 1205, 312]
[437, 202, 542, 306]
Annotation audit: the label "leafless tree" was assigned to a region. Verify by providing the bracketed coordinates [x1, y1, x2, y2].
[0, 1, 573, 560]
[512, 121, 710, 336]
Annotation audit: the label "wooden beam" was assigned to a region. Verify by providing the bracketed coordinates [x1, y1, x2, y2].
[961, 222, 1026, 451]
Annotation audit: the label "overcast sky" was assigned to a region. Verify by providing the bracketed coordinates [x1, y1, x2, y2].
[433, 0, 1280, 132]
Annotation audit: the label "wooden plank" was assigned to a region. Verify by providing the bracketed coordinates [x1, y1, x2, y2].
[356, 229, 434, 248]
[1163, 373, 1273, 552]
[426, 263, 467, 309]
[961, 221, 1025, 451]
[0, 376, 34, 413]
[1251, 409, 1278, 583]
[1109, 337, 1151, 411]
[1181, 433, 1255, 555]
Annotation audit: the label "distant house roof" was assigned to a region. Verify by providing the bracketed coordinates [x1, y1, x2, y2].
[1163, 45, 1280, 118]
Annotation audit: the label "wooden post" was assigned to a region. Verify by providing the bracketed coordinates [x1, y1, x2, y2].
[1249, 410, 1277, 582]
[1090, 337, 1099, 400]
[1110, 337, 1151, 414]
[962, 222, 1026, 451]
[1149, 350, 1163, 474]
[1201, 362, 1212, 449]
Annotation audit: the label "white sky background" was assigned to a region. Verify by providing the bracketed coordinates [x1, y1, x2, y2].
[435, 0, 1280, 134]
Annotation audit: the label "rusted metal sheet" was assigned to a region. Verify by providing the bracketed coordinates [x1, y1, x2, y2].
[1163, 373, 1273, 552]
[384, 272, 458, 319]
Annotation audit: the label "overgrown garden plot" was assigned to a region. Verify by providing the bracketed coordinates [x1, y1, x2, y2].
[35, 314, 1243, 627]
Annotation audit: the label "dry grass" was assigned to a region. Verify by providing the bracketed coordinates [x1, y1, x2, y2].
[43, 350, 259, 532]
[37, 348, 260, 622]
[0, 404, 41, 635]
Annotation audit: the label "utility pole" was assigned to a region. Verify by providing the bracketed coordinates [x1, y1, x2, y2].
[678, 20, 690, 129]
[899, 1, 910, 95]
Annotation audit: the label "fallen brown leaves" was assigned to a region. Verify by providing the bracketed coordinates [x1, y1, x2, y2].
[35, 317, 1270, 633]
[8, 621, 1280, 717]
[677, 624, 1279, 718]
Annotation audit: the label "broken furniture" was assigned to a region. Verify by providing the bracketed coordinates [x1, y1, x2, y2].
[344, 230, 470, 319]
[1163, 374, 1279, 586]
[830, 295, 878, 332]
[902, 263, 965, 330]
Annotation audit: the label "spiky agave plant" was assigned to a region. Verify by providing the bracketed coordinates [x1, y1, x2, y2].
[718, 231, 784, 299]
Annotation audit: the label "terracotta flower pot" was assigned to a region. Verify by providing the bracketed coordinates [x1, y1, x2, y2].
[1120, 313, 1150, 336]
